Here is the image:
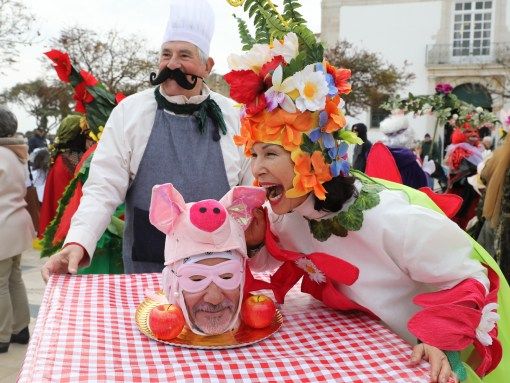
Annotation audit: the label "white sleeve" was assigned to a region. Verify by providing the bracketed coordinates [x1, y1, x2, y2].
[64, 102, 130, 257]
[388, 203, 489, 292]
[248, 246, 282, 272]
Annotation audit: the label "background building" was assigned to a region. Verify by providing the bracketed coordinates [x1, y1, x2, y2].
[321, 0, 510, 145]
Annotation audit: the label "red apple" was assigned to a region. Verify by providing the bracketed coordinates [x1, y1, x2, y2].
[148, 304, 185, 340]
[241, 294, 276, 329]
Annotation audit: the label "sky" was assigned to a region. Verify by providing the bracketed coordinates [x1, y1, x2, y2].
[1, 0, 322, 132]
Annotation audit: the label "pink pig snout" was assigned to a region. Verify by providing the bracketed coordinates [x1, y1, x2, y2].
[189, 200, 227, 232]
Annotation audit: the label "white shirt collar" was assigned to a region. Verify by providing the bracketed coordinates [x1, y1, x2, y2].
[159, 84, 211, 105]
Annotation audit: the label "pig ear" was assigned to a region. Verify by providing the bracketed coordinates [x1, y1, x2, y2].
[149, 183, 186, 234]
[220, 186, 266, 229]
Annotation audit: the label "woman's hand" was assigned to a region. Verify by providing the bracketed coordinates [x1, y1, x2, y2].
[410, 343, 458, 383]
[245, 207, 266, 249]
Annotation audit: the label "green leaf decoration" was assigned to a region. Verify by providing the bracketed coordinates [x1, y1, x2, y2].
[306, 174, 385, 240]
[243, 0, 277, 44]
[338, 129, 363, 145]
[257, 6, 290, 40]
[356, 190, 380, 210]
[308, 219, 333, 242]
[282, 50, 306, 79]
[282, 0, 306, 24]
[233, 14, 256, 50]
[300, 133, 321, 154]
[330, 218, 348, 237]
[336, 207, 363, 231]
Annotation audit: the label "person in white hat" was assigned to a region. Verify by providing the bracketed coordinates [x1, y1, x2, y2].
[42, 0, 253, 279]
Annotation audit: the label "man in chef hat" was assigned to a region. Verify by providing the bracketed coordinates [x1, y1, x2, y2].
[42, 0, 252, 279]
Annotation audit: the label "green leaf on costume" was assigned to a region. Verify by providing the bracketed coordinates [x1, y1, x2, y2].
[338, 129, 363, 144]
[282, 50, 306, 79]
[282, 0, 305, 24]
[300, 133, 321, 154]
[330, 218, 348, 237]
[233, 14, 256, 50]
[305, 174, 384, 240]
[337, 207, 363, 231]
[356, 190, 380, 210]
[308, 219, 332, 242]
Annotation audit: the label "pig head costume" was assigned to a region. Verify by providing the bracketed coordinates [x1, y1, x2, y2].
[149, 183, 266, 335]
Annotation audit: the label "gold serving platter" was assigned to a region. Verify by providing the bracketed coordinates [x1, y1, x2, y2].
[136, 294, 283, 349]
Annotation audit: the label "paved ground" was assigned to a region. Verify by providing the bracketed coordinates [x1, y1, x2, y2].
[0, 248, 46, 383]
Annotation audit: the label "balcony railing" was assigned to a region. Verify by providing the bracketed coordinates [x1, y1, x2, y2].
[426, 42, 510, 66]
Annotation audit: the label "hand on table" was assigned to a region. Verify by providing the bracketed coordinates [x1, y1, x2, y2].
[41, 244, 86, 283]
[410, 343, 458, 383]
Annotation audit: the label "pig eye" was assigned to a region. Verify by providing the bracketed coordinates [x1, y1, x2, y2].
[220, 273, 233, 280]
[190, 275, 205, 282]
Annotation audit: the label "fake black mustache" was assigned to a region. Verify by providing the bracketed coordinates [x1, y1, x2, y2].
[149, 67, 203, 90]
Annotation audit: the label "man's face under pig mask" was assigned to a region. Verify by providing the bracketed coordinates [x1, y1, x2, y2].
[149, 183, 266, 336]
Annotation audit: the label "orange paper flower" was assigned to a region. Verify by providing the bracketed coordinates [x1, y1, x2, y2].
[234, 112, 267, 156]
[323, 95, 346, 133]
[287, 151, 332, 200]
[263, 108, 314, 152]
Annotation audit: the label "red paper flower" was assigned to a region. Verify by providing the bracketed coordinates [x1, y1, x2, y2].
[224, 56, 285, 116]
[262, 211, 374, 316]
[72, 70, 98, 112]
[408, 267, 501, 376]
[44, 50, 72, 83]
[79, 70, 98, 87]
[115, 92, 126, 104]
[325, 62, 351, 95]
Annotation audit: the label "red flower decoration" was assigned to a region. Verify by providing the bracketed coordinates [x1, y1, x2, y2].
[72, 70, 98, 113]
[44, 50, 72, 83]
[115, 92, 126, 104]
[224, 56, 285, 116]
[79, 70, 98, 87]
[408, 267, 501, 376]
[325, 62, 351, 95]
[262, 211, 375, 316]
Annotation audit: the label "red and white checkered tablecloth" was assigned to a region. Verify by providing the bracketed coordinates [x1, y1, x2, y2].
[18, 274, 431, 382]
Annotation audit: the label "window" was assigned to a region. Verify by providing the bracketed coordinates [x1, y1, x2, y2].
[452, 1, 493, 56]
[370, 105, 390, 129]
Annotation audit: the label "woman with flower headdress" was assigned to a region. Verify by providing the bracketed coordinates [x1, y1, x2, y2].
[225, 1, 509, 382]
[38, 114, 89, 237]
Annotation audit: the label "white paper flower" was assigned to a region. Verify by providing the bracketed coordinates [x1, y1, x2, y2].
[295, 258, 326, 284]
[291, 64, 329, 112]
[476, 302, 499, 346]
[264, 65, 296, 113]
[227, 44, 272, 73]
[271, 32, 299, 63]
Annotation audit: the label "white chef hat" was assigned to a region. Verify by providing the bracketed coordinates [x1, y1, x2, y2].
[162, 0, 215, 56]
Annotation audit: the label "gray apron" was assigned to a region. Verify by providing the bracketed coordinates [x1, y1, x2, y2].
[123, 106, 230, 273]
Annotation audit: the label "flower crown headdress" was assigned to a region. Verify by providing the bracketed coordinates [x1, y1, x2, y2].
[224, 0, 361, 200]
[45, 50, 125, 142]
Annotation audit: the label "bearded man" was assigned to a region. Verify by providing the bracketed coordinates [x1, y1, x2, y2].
[42, 0, 252, 280]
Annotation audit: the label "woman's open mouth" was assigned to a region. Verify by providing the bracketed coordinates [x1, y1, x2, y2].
[264, 184, 284, 205]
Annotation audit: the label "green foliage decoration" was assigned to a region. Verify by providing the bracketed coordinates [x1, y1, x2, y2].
[233, 14, 256, 50]
[307, 175, 383, 242]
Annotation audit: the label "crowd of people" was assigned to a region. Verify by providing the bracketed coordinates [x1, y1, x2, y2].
[1, 0, 509, 382]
